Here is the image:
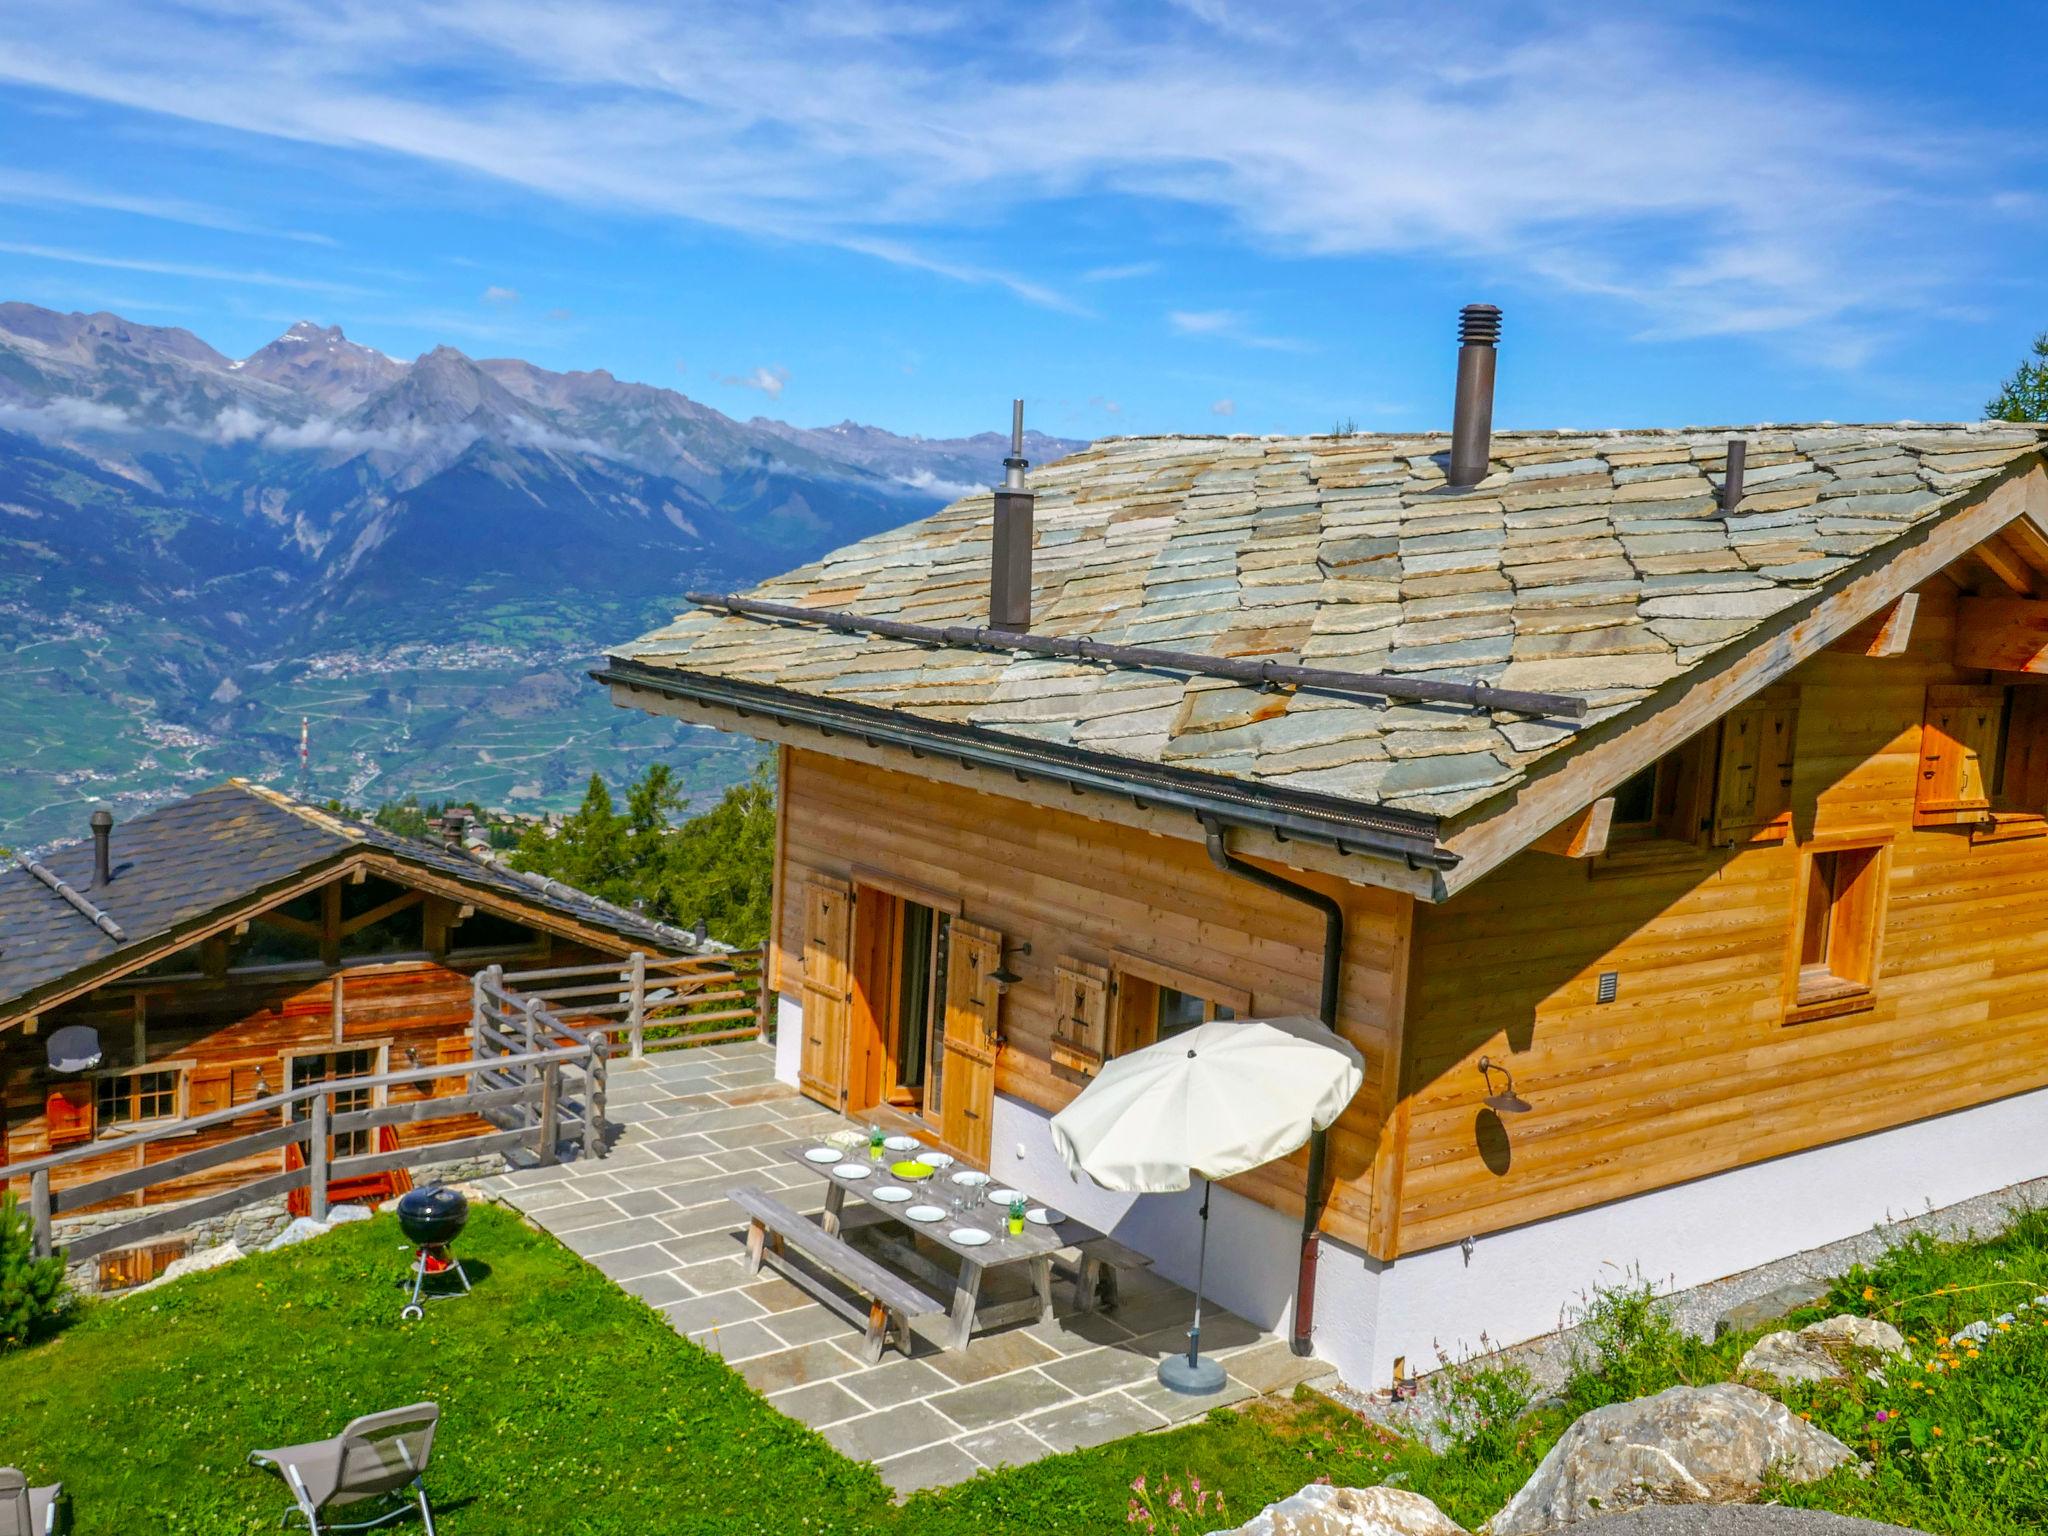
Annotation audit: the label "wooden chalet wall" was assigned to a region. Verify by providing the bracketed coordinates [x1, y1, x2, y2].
[773, 747, 1411, 1248]
[1388, 576, 2048, 1255]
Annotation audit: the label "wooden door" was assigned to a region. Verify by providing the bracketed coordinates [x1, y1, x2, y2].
[798, 878, 853, 1109]
[937, 919, 1002, 1163]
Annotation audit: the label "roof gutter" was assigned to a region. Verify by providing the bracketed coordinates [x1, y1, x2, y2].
[593, 657, 1457, 874]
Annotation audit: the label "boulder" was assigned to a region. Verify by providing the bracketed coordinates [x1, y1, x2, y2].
[1485, 1384, 1855, 1535]
[1738, 1315, 1907, 1386]
[1214, 1484, 1467, 1536]
[327, 1203, 373, 1225]
[122, 1240, 245, 1297]
[1713, 1280, 1832, 1340]
[264, 1217, 331, 1252]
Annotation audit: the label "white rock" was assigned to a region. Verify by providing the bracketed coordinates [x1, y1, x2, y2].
[1739, 1314, 1908, 1385]
[326, 1203, 373, 1225]
[1213, 1484, 1467, 1536]
[1799, 1315, 1906, 1357]
[1485, 1383, 1856, 1535]
[122, 1240, 244, 1297]
[264, 1217, 332, 1252]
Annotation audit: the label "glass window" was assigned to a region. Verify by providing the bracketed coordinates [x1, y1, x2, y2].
[96, 1069, 180, 1128]
[338, 877, 426, 960]
[1156, 986, 1234, 1041]
[1793, 842, 1888, 1011]
[448, 909, 542, 955]
[291, 1049, 379, 1158]
[1610, 765, 1659, 828]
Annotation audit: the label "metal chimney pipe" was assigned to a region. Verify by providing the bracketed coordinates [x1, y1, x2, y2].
[1721, 438, 1747, 515]
[1448, 304, 1501, 488]
[90, 808, 113, 888]
[990, 398, 1034, 632]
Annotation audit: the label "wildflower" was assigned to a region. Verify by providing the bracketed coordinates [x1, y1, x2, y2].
[1131, 1475, 1147, 1497]
[1862, 1286, 1878, 1301]
[1168, 1490, 1183, 1511]
[1932, 1426, 1944, 1438]
[1874, 1411, 1891, 1423]
[1127, 1501, 1145, 1525]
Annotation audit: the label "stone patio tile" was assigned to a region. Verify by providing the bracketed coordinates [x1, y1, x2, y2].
[1021, 1310, 1137, 1356]
[927, 1369, 1074, 1433]
[491, 1181, 586, 1211]
[711, 1122, 803, 1151]
[659, 1202, 756, 1240]
[682, 1317, 782, 1361]
[1021, 1390, 1169, 1452]
[1121, 1314, 1265, 1360]
[1121, 1371, 1257, 1421]
[838, 1355, 952, 1410]
[561, 1216, 675, 1257]
[670, 1255, 749, 1296]
[767, 1380, 871, 1431]
[737, 1339, 865, 1394]
[957, 1421, 1056, 1470]
[722, 1082, 798, 1107]
[534, 1197, 629, 1233]
[600, 1080, 675, 1105]
[923, 1327, 1062, 1386]
[1221, 1338, 1340, 1396]
[621, 1270, 694, 1307]
[823, 1400, 958, 1463]
[1040, 1342, 1166, 1398]
[658, 1227, 750, 1266]
[659, 1291, 767, 1337]
[764, 1308, 870, 1352]
[876, 1441, 984, 1495]
[591, 1243, 682, 1282]
[711, 1068, 778, 1091]
[778, 1112, 852, 1138]
[592, 1161, 708, 1194]
[705, 1147, 775, 1172]
[660, 1105, 780, 1136]
[607, 1187, 679, 1217]
[739, 1273, 815, 1315]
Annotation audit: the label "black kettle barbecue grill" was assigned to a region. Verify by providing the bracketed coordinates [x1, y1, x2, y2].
[396, 1185, 472, 1320]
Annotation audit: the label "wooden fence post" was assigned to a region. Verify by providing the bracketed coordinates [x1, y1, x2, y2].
[29, 1168, 52, 1259]
[309, 1094, 330, 1222]
[583, 1035, 609, 1162]
[538, 1061, 561, 1167]
[627, 950, 647, 1059]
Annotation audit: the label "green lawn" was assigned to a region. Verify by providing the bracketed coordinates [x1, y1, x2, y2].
[4, 1202, 2042, 1535]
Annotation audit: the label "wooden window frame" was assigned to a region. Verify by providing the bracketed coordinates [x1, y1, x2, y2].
[1108, 952, 1253, 1058]
[1783, 831, 1893, 1024]
[91, 1060, 192, 1136]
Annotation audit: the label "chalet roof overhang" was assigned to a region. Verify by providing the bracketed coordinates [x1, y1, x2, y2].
[593, 656, 1456, 881]
[1435, 455, 2048, 895]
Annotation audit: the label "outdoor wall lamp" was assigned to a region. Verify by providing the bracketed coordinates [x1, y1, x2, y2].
[1476, 1055, 1532, 1114]
[989, 941, 1032, 988]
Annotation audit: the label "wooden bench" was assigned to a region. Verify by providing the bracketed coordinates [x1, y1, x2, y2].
[727, 1188, 942, 1363]
[1060, 1234, 1155, 1314]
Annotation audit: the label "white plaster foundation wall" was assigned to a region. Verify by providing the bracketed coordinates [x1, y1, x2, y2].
[772, 995, 803, 1086]
[1367, 1080, 2048, 1389]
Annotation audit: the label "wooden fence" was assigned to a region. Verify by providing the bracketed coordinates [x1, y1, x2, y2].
[499, 947, 764, 1058]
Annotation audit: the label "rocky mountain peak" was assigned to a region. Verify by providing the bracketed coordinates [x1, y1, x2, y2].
[237, 318, 406, 406]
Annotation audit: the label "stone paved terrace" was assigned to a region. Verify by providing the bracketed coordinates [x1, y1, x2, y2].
[475, 1039, 1332, 1495]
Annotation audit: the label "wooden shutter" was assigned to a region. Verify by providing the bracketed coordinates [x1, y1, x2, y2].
[937, 918, 1002, 1164]
[435, 1037, 471, 1100]
[797, 878, 853, 1109]
[187, 1067, 234, 1118]
[1999, 688, 2048, 813]
[1050, 960, 1110, 1083]
[1711, 696, 1799, 844]
[1919, 685, 2005, 821]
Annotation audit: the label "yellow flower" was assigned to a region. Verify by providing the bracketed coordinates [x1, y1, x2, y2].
[1862, 1286, 1878, 1301]
[1931, 1426, 1944, 1438]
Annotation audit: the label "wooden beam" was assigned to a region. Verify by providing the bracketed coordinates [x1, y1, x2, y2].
[1956, 596, 2048, 673]
[1531, 797, 1615, 859]
[1828, 592, 1919, 657]
[1974, 537, 2037, 597]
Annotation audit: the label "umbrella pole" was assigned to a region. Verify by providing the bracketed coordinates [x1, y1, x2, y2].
[1158, 1178, 1228, 1395]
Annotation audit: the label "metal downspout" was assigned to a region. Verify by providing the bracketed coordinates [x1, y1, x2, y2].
[1202, 819, 1342, 1358]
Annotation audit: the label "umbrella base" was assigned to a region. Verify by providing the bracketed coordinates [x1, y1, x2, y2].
[1156, 1352, 1228, 1395]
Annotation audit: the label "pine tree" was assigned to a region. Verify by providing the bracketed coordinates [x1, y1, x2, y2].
[1987, 332, 2048, 422]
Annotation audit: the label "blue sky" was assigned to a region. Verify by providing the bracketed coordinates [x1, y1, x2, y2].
[0, 1, 2043, 441]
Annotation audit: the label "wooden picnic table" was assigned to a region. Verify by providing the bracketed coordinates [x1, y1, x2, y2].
[778, 1141, 1101, 1351]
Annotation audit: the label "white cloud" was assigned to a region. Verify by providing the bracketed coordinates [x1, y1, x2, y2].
[0, 3, 2024, 351]
[1210, 397, 1235, 416]
[1082, 261, 1160, 282]
[482, 284, 520, 305]
[718, 364, 789, 400]
[0, 396, 136, 434]
[1088, 395, 1122, 417]
[0, 170, 336, 245]
[0, 239, 369, 296]
[1168, 308, 1307, 351]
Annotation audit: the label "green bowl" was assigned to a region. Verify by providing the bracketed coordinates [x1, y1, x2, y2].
[890, 1159, 935, 1181]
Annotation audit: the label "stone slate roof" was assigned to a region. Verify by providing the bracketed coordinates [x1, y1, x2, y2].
[617, 424, 2047, 827]
[0, 780, 691, 1018]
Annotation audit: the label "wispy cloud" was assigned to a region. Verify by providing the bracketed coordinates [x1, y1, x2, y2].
[481, 284, 520, 305]
[0, 169, 336, 245]
[718, 364, 789, 400]
[1082, 260, 1160, 282]
[1167, 308, 1308, 352]
[1210, 397, 1235, 416]
[0, 2, 2029, 353]
[0, 240, 370, 297]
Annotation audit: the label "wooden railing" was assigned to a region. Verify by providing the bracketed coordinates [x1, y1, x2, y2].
[499, 947, 765, 1058]
[13, 1027, 606, 1266]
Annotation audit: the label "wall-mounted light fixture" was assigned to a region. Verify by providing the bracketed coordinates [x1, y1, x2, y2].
[405, 1046, 422, 1069]
[1476, 1055, 1532, 1114]
[989, 940, 1032, 988]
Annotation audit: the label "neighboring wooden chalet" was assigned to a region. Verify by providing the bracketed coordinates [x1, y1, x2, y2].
[597, 403, 2048, 1390]
[0, 782, 689, 1239]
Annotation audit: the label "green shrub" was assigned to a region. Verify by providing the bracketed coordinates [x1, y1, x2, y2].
[0, 1193, 65, 1348]
[1560, 1267, 1710, 1414]
[1429, 1343, 1535, 1463]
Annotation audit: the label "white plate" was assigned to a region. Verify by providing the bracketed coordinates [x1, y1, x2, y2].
[1026, 1207, 1063, 1226]
[803, 1146, 843, 1164]
[883, 1134, 921, 1152]
[872, 1185, 912, 1203]
[949, 1170, 991, 1188]
[988, 1188, 1026, 1205]
[905, 1204, 946, 1223]
[950, 1227, 992, 1247]
[922, 1151, 957, 1168]
[832, 1163, 872, 1180]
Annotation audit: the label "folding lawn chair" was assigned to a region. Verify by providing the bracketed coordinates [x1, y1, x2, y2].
[0, 1468, 61, 1536]
[248, 1402, 439, 1534]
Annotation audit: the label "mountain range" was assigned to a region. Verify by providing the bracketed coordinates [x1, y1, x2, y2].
[0, 303, 1086, 847]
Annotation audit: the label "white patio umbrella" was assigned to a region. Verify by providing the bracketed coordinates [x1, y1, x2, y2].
[1050, 1014, 1364, 1394]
